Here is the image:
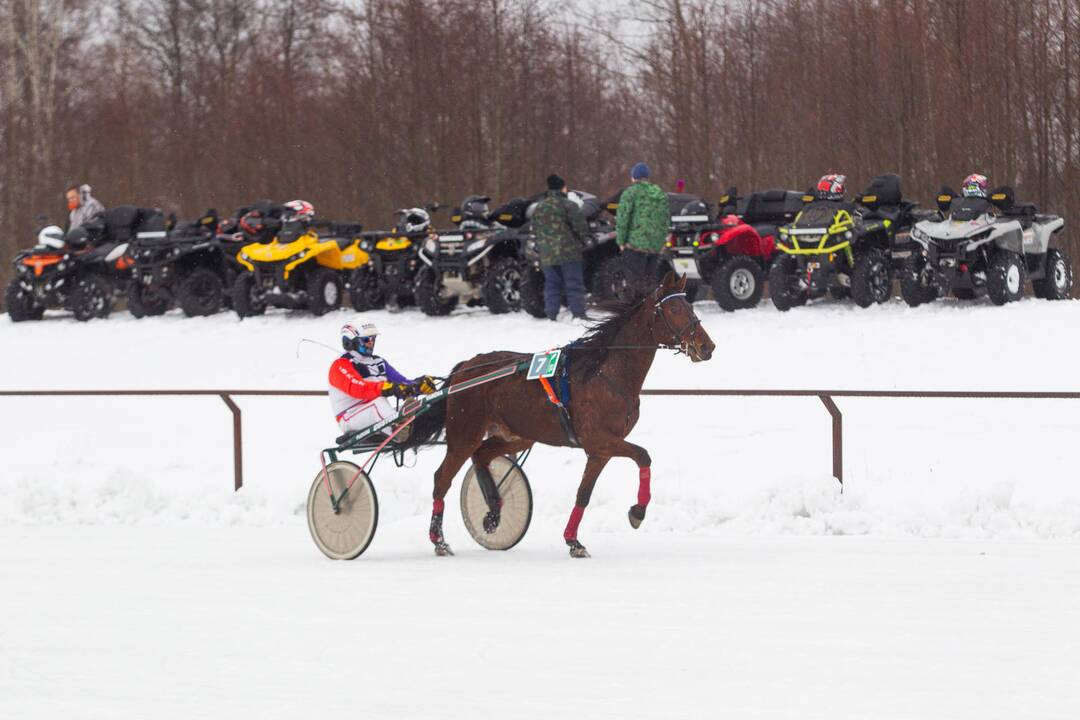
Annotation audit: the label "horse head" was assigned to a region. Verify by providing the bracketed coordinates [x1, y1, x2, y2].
[651, 272, 715, 362]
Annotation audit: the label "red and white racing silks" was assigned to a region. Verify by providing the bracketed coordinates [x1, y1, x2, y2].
[328, 352, 406, 432]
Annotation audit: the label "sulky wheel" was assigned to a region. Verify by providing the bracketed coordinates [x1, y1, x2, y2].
[307, 461, 379, 560]
[460, 455, 533, 551]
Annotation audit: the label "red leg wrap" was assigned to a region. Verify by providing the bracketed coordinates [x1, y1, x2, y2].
[432, 498, 445, 515]
[563, 505, 586, 541]
[638, 467, 651, 507]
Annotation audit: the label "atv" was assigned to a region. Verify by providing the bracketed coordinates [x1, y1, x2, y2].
[126, 209, 241, 317]
[517, 191, 619, 318]
[770, 174, 928, 311]
[231, 203, 368, 317]
[667, 187, 803, 311]
[6, 206, 161, 322]
[597, 190, 704, 303]
[414, 195, 524, 316]
[901, 186, 1072, 306]
[350, 205, 442, 312]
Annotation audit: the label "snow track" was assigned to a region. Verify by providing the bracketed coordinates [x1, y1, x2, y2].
[2, 298, 1080, 717]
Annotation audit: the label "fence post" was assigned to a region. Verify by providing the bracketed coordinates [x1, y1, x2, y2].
[818, 395, 842, 488]
[219, 394, 243, 491]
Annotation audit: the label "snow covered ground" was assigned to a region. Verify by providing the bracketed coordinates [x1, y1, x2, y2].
[3, 296, 1080, 718]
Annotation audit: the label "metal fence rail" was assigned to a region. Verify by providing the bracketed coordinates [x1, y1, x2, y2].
[3, 388, 1078, 490]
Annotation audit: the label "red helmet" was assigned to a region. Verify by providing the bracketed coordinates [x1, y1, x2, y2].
[962, 173, 989, 199]
[284, 199, 315, 222]
[816, 174, 847, 200]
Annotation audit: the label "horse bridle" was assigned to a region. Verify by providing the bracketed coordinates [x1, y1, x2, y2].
[651, 291, 702, 356]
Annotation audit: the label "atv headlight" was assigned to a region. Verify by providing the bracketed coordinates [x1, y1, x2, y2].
[466, 239, 486, 253]
[424, 238, 438, 255]
[912, 227, 927, 242]
[361, 239, 373, 251]
[844, 231, 853, 239]
[240, 252, 249, 260]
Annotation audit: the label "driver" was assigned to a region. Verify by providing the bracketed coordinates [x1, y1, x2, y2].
[328, 319, 436, 434]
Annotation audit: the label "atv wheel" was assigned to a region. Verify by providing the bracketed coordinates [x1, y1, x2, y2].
[231, 274, 266, 318]
[829, 285, 851, 301]
[307, 267, 343, 316]
[178, 267, 224, 317]
[987, 251, 1025, 306]
[70, 274, 113, 322]
[711, 256, 763, 311]
[415, 266, 457, 316]
[596, 255, 636, 302]
[768, 255, 805, 311]
[520, 267, 547, 318]
[1032, 248, 1072, 300]
[5, 280, 44, 322]
[349, 266, 386, 311]
[482, 257, 522, 314]
[899, 254, 937, 307]
[127, 283, 169, 318]
[851, 249, 892, 308]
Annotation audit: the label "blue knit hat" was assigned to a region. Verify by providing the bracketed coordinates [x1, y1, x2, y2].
[631, 162, 650, 180]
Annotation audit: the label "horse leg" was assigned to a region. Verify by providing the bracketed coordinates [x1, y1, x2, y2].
[430, 438, 482, 557]
[471, 437, 533, 534]
[563, 454, 610, 558]
[602, 439, 653, 529]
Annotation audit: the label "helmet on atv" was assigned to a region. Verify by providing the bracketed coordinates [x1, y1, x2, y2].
[397, 207, 431, 234]
[962, 173, 989, 199]
[565, 191, 584, 209]
[815, 174, 847, 201]
[342, 318, 379, 355]
[461, 195, 491, 221]
[37, 225, 65, 250]
[283, 199, 315, 223]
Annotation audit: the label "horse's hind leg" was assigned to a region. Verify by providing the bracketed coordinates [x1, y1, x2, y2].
[563, 454, 610, 558]
[471, 437, 533, 533]
[429, 427, 484, 556]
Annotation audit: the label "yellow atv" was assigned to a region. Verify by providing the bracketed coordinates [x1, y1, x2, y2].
[231, 203, 369, 317]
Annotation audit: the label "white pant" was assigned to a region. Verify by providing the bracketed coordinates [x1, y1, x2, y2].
[338, 396, 398, 434]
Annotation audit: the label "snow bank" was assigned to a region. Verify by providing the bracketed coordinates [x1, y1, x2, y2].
[3, 297, 1080, 537]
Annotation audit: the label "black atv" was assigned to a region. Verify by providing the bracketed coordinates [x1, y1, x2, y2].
[126, 209, 243, 317]
[414, 195, 524, 316]
[595, 190, 705, 303]
[770, 174, 933, 310]
[6, 206, 162, 322]
[517, 191, 619, 318]
[350, 205, 442, 311]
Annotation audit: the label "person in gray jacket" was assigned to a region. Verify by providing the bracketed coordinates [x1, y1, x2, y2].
[65, 183, 105, 231]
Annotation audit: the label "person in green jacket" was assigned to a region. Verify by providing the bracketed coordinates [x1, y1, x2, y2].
[531, 174, 589, 320]
[615, 162, 670, 292]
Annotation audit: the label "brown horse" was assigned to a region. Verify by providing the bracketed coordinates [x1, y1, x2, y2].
[416, 272, 715, 557]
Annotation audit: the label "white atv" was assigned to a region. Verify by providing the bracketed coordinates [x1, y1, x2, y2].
[901, 186, 1072, 306]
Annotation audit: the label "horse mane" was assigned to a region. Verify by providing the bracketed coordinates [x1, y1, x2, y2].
[567, 294, 648, 378]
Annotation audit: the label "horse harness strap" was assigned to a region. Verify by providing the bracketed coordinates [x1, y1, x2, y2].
[537, 353, 580, 447]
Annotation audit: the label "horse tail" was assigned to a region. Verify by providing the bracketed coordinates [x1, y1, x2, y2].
[399, 360, 466, 450]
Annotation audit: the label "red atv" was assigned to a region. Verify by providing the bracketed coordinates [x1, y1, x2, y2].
[667, 188, 804, 310]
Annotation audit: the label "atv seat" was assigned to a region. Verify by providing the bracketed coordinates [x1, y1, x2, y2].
[742, 189, 804, 223]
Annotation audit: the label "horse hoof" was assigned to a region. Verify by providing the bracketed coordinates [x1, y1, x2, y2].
[566, 539, 590, 559]
[483, 511, 501, 534]
[628, 504, 646, 529]
[434, 542, 455, 557]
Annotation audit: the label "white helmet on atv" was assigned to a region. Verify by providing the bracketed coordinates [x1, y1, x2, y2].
[283, 199, 315, 222]
[342, 318, 379, 354]
[397, 207, 431, 234]
[565, 191, 584, 208]
[37, 225, 65, 249]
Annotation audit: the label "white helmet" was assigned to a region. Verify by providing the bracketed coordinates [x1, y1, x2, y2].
[397, 208, 431, 234]
[565, 191, 584, 208]
[342, 318, 379, 354]
[37, 225, 65, 249]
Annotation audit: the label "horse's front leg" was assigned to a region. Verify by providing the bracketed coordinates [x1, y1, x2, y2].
[564, 455, 610, 558]
[604, 439, 653, 529]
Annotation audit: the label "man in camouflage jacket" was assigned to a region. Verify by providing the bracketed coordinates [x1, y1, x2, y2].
[531, 174, 589, 320]
[616, 162, 670, 291]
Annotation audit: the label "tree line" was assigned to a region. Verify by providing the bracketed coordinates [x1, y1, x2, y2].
[3, 0, 1079, 299]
